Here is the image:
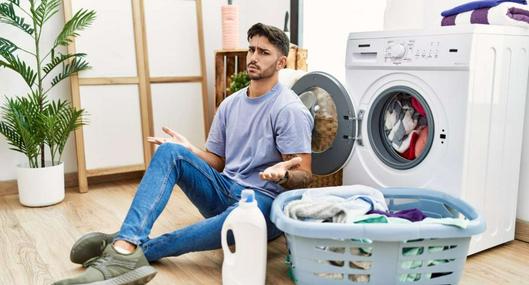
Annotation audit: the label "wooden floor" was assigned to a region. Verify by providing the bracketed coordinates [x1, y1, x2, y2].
[0, 179, 528, 285]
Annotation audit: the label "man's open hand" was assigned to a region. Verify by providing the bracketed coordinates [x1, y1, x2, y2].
[147, 127, 193, 150]
[259, 157, 302, 182]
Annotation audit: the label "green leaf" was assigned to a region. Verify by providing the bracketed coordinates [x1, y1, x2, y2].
[51, 57, 89, 87]
[6, 0, 20, 8]
[0, 94, 44, 166]
[32, 0, 61, 27]
[228, 71, 250, 93]
[54, 9, 95, 47]
[43, 52, 86, 76]
[0, 120, 24, 153]
[0, 2, 34, 35]
[0, 59, 8, 68]
[0, 37, 18, 54]
[41, 99, 86, 161]
[0, 53, 37, 87]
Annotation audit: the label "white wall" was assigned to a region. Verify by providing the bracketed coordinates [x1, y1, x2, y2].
[0, 1, 288, 182]
[301, 0, 386, 83]
[384, 0, 467, 30]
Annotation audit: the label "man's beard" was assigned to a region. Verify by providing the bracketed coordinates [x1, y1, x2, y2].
[247, 62, 276, 80]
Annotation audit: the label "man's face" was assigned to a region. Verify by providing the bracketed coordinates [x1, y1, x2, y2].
[246, 35, 284, 81]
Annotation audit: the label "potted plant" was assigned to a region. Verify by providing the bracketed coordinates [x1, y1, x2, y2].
[228, 71, 249, 94]
[0, 0, 95, 206]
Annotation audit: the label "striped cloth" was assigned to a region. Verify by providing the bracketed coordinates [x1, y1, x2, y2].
[441, 2, 529, 27]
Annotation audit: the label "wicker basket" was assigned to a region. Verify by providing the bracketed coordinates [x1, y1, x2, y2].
[308, 170, 343, 188]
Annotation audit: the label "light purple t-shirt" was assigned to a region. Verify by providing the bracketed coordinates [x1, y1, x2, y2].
[206, 83, 313, 198]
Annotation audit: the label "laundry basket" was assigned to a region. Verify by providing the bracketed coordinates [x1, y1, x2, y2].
[270, 187, 486, 285]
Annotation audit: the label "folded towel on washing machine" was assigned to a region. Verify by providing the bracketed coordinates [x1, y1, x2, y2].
[441, 0, 526, 17]
[442, 2, 529, 26]
[284, 185, 388, 223]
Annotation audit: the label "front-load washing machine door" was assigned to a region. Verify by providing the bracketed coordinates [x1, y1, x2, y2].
[292, 71, 356, 175]
[366, 85, 435, 170]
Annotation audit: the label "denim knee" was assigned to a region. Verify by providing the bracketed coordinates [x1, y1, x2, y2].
[155, 143, 192, 159]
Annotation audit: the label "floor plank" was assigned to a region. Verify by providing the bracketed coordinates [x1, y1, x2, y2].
[0, 179, 527, 284]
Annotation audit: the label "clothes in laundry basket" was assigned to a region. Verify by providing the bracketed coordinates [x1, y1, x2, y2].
[283, 185, 388, 223]
[351, 213, 470, 229]
[284, 186, 470, 228]
[367, 208, 426, 222]
[308, 212, 468, 282]
[277, 186, 483, 284]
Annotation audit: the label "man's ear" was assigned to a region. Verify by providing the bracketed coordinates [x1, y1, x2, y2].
[277, 55, 287, 70]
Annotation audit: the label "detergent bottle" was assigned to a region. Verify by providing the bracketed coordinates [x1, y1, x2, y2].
[221, 189, 267, 285]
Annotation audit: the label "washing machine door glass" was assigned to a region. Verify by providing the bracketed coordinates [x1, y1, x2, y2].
[292, 71, 356, 175]
[367, 86, 434, 169]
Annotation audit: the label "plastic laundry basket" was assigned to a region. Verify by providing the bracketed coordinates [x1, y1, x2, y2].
[270, 187, 486, 285]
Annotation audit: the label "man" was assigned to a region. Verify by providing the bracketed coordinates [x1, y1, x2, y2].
[54, 23, 313, 285]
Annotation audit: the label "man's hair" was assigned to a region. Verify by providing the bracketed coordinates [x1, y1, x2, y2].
[247, 23, 290, 56]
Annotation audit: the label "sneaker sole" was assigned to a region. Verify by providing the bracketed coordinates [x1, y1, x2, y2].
[70, 232, 115, 264]
[81, 266, 157, 285]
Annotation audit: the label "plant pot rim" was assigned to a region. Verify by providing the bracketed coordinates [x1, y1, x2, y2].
[17, 161, 64, 169]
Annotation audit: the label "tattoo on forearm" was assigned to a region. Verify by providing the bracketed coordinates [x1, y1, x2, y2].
[279, 154, 312, 189]
[281, 169, 312, 189]
[283, 154, 299, 162]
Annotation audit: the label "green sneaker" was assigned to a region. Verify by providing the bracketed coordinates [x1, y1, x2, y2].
[70, 232, 118, 266]
[54, 244, 157, 285]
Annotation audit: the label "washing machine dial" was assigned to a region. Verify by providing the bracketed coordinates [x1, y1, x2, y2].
[387, 43, 406, 59]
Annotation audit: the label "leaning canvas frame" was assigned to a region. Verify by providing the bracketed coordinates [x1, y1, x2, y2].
[63, 0, 209, 192]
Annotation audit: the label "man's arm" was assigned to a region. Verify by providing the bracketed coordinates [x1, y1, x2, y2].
[147, 127, 225, 172]
[191, 147, 225, 172]
[259, 153, 312, 190]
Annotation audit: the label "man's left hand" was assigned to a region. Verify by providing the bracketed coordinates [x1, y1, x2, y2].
[259, 157, 302, 182]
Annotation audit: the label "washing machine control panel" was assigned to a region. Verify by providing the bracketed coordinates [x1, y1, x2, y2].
[384, 40, 441, 64]
[348, 34, 471, 68]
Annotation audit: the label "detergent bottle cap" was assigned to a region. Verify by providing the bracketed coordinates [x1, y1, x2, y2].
[241, 189, 255, 203]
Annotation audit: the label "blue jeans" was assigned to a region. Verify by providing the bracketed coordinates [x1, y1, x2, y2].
[116, 143, 282, 262]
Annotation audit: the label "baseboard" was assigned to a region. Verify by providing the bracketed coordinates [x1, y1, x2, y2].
[0, 171, 143, 196]
[516, 218, 529, 243]
[0, 180, 18, 196]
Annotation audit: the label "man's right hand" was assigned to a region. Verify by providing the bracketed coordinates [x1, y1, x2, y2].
[147, 126, 194, 151]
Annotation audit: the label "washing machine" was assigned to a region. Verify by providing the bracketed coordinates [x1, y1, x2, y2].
[293, 25, 529, 254]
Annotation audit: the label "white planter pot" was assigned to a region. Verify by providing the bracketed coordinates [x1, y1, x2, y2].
[16, 161, 65, 207]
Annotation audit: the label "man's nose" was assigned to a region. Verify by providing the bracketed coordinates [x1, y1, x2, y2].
[248, 52, 259, 63]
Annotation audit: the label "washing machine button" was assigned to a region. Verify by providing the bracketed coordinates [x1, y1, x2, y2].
[388, 43, 406, 59]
